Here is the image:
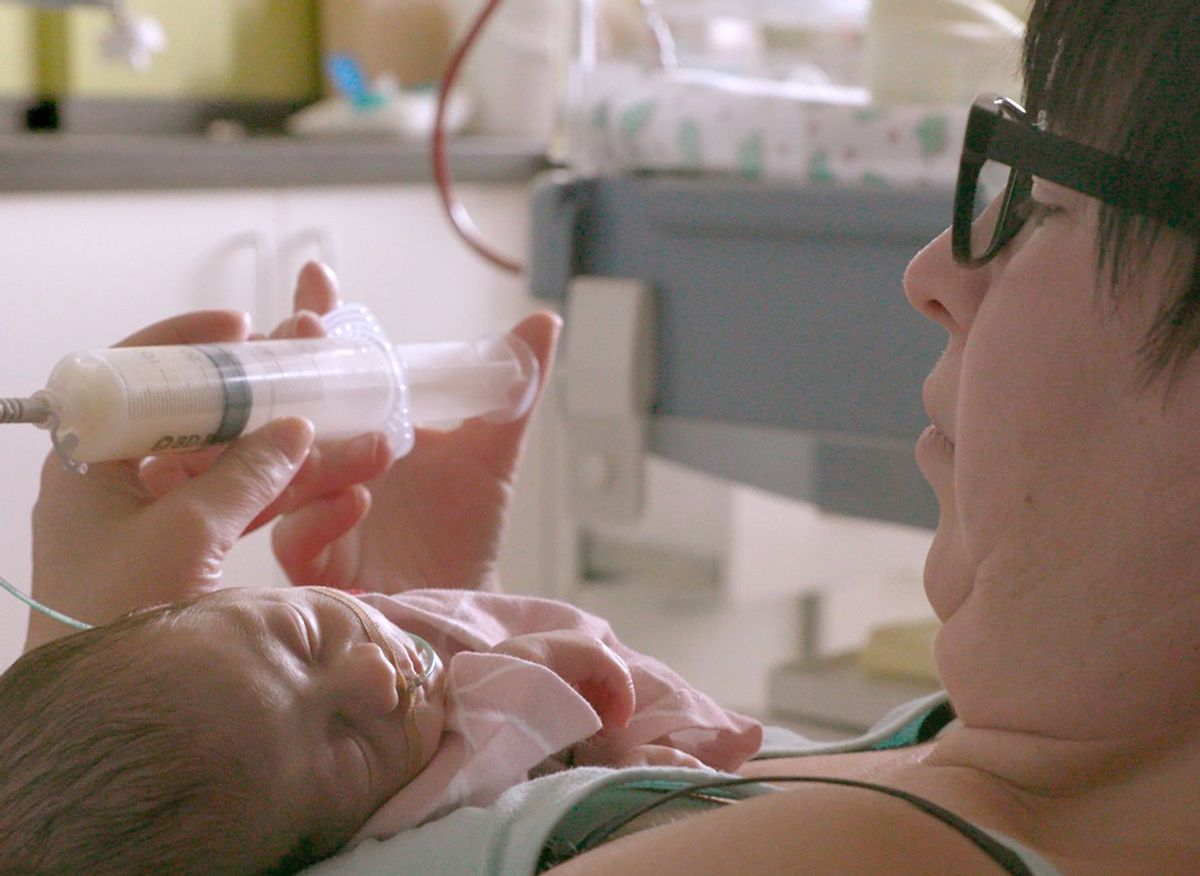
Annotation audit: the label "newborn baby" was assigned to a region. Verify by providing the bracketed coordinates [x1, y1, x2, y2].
[0, 586, 761, 876]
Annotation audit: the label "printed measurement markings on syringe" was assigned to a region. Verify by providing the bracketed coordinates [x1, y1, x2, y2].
[129, 345, 308, 447]
[131, 340, 386, 453]
[125, 347, 233, 452]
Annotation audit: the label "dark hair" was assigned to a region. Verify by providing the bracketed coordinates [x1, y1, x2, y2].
[1023, 0, 1200, 377]
[0, 601, 313, 876]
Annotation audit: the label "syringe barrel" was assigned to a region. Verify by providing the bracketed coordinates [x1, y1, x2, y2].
[39, 329, 537, 465]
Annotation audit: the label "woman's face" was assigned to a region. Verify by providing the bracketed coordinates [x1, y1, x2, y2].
[153, 587, 447, 860]
[905, 177, 1200, 736]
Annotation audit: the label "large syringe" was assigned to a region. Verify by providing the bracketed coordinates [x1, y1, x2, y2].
[0, 304, 538, 471]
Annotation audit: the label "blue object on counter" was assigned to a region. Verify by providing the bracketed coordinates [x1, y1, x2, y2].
[326, 53, 386, 109]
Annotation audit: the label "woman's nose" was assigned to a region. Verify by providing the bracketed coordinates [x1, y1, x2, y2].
[325, 641, 401, 720]
[903, 226, 986, 336]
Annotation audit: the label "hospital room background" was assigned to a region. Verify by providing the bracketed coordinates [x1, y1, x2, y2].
[0, 0, 1028, 737]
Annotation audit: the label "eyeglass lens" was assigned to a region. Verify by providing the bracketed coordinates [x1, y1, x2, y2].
[968, 160, 1033, 261]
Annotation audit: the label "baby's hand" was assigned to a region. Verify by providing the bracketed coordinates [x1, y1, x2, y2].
[610, 744, 709, 770]
[490, 630, 636, 730]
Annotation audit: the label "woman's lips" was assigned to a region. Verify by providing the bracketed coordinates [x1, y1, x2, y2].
[916, 423, 955, 463]
[933, 423, 955, 450]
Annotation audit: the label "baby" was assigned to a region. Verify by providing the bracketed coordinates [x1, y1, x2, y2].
[0, 586, 761, 876]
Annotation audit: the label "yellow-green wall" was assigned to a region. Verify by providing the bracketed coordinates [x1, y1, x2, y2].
[0, 7, 37, 96]
[38, 0, 320, 100]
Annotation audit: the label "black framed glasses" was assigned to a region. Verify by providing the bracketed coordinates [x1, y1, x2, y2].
[953, 93, 1200, 266]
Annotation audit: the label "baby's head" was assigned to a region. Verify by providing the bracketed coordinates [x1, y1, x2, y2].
[0, 587, 446, 876]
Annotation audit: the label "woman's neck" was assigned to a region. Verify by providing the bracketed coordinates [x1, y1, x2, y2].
[922, 716, 1200, 857]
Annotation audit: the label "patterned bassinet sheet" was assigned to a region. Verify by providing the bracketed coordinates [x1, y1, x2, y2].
[563, 63, 968, 189]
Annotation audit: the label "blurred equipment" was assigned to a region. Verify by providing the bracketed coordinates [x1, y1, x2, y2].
[1, 0, 163, 70]
[866, 0, 1024, 104]
[15, 0, 319, 134]
[318, 0, 454, 91]
[294, 0, 472, 136]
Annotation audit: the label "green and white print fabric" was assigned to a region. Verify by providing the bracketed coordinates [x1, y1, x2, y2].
[565, 63, 966, 188]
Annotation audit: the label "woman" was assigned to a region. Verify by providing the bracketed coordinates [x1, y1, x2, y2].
[536, 2, 1200, 872]
[15, 1, 1200, 872]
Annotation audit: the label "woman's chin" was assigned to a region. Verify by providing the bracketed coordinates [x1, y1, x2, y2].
[925, 583, 967, 623]
[922, 539, 972, 622]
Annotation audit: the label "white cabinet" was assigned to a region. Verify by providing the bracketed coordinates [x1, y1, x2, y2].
[0, 189, 278, 667]
[274, 184, 533, 338]
[0, 182, 541, 669]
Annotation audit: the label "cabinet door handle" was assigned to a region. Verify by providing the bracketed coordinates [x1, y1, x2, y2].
[212, 230, 277, 328]
[229, 230, 277, 327]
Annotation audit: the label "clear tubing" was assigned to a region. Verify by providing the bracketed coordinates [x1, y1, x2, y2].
[27, 305, 538, 467]
[0, 576, 92, 631]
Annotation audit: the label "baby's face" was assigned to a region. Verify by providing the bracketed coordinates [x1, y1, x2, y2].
[151, 587, 446, 856]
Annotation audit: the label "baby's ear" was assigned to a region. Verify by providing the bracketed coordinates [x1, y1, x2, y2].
[258, 833, 328, 876]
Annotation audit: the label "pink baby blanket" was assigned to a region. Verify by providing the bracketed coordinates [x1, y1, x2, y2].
[350, 590, 762, 842]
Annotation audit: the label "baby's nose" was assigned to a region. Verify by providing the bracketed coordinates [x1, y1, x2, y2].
[330, 641, 401, 719]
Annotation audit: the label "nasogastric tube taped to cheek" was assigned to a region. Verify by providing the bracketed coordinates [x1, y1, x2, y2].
[3, 303, 539, 472]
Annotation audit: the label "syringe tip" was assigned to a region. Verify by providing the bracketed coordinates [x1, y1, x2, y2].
[0, 397, 52, 425]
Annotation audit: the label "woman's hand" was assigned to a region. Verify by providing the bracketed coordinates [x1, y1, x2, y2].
[26, 265, 398, 652]
[270, 262, 563, 593]
[26, 311, 320, 652]
[136, 273, 393, 545]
